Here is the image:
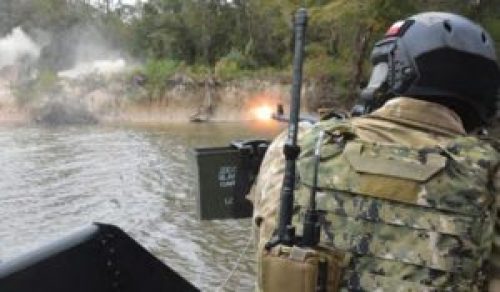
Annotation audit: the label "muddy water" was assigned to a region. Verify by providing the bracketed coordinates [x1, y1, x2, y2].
[0, 121, 283, 291]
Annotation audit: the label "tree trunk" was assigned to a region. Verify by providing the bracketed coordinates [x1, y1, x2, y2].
[104, 0, 111, 15]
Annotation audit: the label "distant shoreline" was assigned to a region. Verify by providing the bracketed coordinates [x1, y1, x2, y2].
[0, 104, 284, 126]
[1, 76, 328, 126]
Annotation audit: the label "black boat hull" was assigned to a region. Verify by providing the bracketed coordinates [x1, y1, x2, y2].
[0, 223, 199, 292]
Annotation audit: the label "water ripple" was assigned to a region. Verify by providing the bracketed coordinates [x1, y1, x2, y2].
[0, 122, 282, 291]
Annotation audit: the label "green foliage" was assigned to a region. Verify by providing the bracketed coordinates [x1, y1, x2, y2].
[14, 69, 58, 106]
[214, 48, 259, 80]
[215, 58, 241, 81]
[143, 59, 179, 100]
[133, 0, 293, 67]
[36, 69, 58, 92]
[145, 59, 178, 83]
[3, 0, 500, 105]
[134, 0, 240, 65]
[184, 64, 212, 81]
[304, 44, 336, 79]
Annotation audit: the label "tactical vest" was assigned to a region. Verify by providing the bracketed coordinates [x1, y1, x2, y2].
[294, 121, 500, 291]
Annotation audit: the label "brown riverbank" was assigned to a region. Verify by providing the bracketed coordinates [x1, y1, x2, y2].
[0, 75, 346, 125]
[0, 77, 29, 124]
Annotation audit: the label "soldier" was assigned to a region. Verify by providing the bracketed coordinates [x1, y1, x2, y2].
[250, 12, 500, 291]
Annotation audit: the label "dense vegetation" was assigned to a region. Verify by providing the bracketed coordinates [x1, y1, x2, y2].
[2, 0, 500, 103]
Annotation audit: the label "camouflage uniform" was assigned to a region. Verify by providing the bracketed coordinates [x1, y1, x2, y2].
[250, 97, 500, 291]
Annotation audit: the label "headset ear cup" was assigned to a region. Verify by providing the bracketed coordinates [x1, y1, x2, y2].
[356, 60, 392, 114]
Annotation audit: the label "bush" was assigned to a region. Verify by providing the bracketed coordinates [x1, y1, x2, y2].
[304, 52, 339, 80]
[214, 49, 258, 80]
[143, 59, 179, 100]
[36, 70, 58, 92]
[14, 69, 59, 106]
[185, 64, 211, 81]
[144, 59, 178, 86]
[214, 58, 242, 81]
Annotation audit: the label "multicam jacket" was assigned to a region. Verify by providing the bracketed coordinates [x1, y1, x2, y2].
[250, 97, 500, 291]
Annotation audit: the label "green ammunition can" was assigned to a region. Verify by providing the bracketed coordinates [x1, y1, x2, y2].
[194, 140, 269, 220]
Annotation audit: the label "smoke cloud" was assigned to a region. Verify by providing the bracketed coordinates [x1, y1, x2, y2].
[0, 27, 41, 70]
[58, 59, 127, 79]
[56, 24, 130, 79]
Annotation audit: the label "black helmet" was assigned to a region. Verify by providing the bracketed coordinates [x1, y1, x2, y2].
[357, 12, 500, 131]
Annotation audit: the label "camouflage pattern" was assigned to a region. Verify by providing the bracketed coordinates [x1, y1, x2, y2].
[250, 97, 500, 291]
[249, 122, 313, 252]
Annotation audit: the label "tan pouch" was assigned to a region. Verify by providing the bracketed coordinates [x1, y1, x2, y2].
[260, 244, 345, 292]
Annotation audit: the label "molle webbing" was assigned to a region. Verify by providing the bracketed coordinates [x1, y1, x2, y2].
[295, 121, 499, 291]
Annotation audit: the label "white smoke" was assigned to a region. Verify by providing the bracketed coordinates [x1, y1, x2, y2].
[0, 27, 41, 70]
[56, 23, 130, 79]
[58, 59, 127, 79]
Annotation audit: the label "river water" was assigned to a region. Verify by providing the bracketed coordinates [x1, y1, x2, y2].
[0, 121, 283, 291]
